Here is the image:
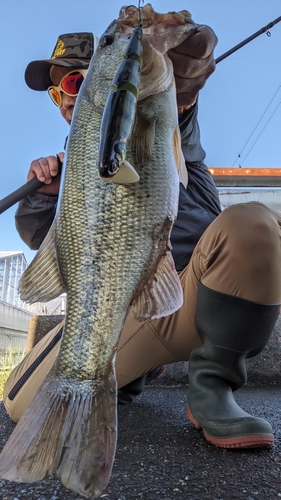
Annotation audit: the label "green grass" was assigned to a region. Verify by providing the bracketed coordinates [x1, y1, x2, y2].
[0, 345, 25, 399]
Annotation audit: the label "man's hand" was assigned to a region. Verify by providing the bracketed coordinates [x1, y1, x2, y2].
[27, 152, 64, 195]
[168, 25, 218, 112]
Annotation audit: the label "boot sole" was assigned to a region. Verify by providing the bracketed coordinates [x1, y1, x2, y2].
[186, 407, 274, 449]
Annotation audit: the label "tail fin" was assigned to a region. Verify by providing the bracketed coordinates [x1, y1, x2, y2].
[0, 370, 117, 498]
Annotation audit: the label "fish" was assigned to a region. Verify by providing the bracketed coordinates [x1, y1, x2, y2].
[0, 4, 196, 498]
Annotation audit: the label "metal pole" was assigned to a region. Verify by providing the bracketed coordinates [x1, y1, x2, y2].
[215, 16, 281, 64]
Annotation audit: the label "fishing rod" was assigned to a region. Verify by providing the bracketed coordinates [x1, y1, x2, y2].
[0, 176, 44, 215]
[0, 157, 62, 215]
[0, 15, 281, 215]
[215, 15, 281, 64]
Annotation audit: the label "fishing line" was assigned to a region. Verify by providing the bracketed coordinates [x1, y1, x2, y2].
[232, 81, 281, 167]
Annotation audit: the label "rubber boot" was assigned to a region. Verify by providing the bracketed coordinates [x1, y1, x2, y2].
[118, 366, 166, 404]
[187, 282, 280, 449]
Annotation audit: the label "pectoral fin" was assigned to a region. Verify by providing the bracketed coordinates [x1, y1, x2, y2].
[131, 251, 183, 321]
[174, 126, 188, 188]
[19, 230, 66, 304]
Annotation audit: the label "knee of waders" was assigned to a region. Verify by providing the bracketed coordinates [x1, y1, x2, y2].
[219, 203, 281, 270]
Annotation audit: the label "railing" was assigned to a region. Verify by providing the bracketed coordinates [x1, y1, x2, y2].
[209, 168, 281, 187]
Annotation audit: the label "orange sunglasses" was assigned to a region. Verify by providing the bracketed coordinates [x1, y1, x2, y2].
[47, 69, 87, 107]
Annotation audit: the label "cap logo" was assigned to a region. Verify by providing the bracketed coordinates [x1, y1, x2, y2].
[51, 39, 66, 59]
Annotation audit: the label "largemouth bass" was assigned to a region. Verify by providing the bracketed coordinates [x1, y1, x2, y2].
[0, 4, 196, 498]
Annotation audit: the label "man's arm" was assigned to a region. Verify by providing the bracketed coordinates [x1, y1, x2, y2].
[15, 153, 63, 249]
[168, 24, 218, 164]
[168, 25, 218, 112]
[15, 193, 58, 249]
[168, 24, 221, 272]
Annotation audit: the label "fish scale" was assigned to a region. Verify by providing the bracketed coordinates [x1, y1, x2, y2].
[0, 4, 196, 498]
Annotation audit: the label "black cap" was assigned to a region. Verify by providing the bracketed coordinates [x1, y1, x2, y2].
[25, 32, 98, 91]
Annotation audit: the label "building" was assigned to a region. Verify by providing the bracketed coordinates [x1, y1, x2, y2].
[0, 251, 65, 352]
[0, 251, 46, 315]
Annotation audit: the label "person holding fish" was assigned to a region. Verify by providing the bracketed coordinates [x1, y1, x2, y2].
[3, 6, 281, 467]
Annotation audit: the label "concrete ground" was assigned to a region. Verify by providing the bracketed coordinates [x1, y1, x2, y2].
[1, 314, 281, 499]
[1, 382, 281, 500]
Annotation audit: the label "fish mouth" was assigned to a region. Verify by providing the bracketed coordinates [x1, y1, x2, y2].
[118, 3, 193, 32]
[118, 4, 154, 29]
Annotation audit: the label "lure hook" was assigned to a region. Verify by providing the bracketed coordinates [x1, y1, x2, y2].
[137, 0, 144, 26]
[125, 2, 143, 25]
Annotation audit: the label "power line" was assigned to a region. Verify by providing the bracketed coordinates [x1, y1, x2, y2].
[238, 97, 281, 166]
[232, 82, 281, 167]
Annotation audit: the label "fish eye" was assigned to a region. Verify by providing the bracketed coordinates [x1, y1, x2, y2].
[99, 35, 114, 48]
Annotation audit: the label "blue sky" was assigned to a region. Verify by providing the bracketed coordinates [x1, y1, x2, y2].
[1, 0, 281, 264]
